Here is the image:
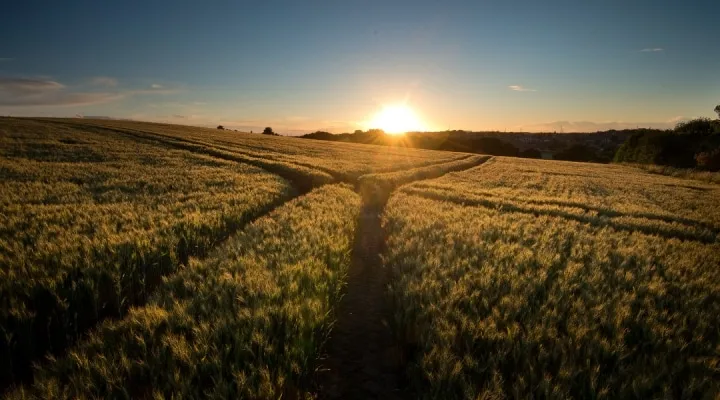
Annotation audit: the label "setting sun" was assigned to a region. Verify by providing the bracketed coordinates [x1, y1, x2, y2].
[368, 105, 426, 134]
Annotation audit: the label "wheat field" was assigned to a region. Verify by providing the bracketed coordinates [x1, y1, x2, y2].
[384, 157, 720, 398]
[2, 118, 718, 399]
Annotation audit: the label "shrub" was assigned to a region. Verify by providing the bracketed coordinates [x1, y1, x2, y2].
[695, 148, 720, 171]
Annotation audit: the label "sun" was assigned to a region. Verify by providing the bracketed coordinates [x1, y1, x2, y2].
[368, 105, 426, 135]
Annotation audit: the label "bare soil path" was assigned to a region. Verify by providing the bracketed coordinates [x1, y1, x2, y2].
[316, 204, 406, 399]
[317, 157, 491, 399]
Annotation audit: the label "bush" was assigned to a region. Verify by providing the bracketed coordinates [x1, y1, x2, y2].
[263, 127, 274, 135]
[695, 148, 720, 171]
[675, 118, 719, 135]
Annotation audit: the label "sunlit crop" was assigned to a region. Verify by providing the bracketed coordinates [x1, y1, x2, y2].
[73, 118, 464, 182]
[384, 157, 720, 398]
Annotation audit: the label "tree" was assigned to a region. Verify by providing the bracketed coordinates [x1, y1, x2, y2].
[675, 118, 716, 135]
[714, 104, 720, 119]
[217, 125, 224, 130]
[263, 127, 274, 135]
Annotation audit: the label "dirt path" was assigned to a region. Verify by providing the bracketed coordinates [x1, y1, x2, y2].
[316, 204, 406, 399]
[317, 158, 492, 399]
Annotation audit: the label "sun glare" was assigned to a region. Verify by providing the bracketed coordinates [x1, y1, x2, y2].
[368, 105, 425, 134]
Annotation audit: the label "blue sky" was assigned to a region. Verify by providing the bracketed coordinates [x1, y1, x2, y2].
[1, 0, 718, 133]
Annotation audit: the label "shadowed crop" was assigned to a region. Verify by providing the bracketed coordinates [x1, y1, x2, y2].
[0, 119, 294, 389]
[8, 184, 361, 399]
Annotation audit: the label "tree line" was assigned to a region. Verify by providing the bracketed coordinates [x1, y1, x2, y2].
[301, 129, 626, 163]
[300, 106, 720, 170]
[614, 108, 720, 171]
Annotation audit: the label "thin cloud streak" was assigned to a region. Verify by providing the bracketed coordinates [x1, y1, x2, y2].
[0, 92, 123, 107]
[0, 77, 178, 107]
[517, 120, 679, 132]
[129, 88, 179, 95]
[640, 48, 664, 52]
[0, 77, 65, 93]
[508, 85, 536, 92]
[91, 77, 118, 87]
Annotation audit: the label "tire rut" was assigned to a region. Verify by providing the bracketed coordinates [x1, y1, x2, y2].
[317, 158, 493, 399]
[316, 204, 405, 400]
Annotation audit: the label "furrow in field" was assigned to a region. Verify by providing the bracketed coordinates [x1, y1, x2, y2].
[356, 155, 492, 207]
[55, 119, 468, 184]
[400, 187, 717, 244]
[45, 120, 335, 192]
[407, 181, 720, 235]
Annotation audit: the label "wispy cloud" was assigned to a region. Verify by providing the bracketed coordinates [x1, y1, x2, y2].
[0, 76, 178, 107]
[138, 84, 180, 94]
[667, 116, 687, 123]
[0, 78, 64, 93]
[91, 76, 118, 87]
[0, 58, 14, 62]
[130, 89, 177, 95]
[508, 85, 536, 92]
[640, 48, 664, 52]
[0, 77, 122, 106]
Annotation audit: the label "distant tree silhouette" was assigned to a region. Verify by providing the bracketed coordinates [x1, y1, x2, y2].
[263, 127, 274, 135]
[614, 117, 720, 168]
[354, 129, 363, 135]
[304, 131, 335, 141]
[675, 118, 717, 135]
[555, 144, 598, 162]
[715, 104, 720, 119]
[217, 125, 224, 130]
[519, 148, 542, 159]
